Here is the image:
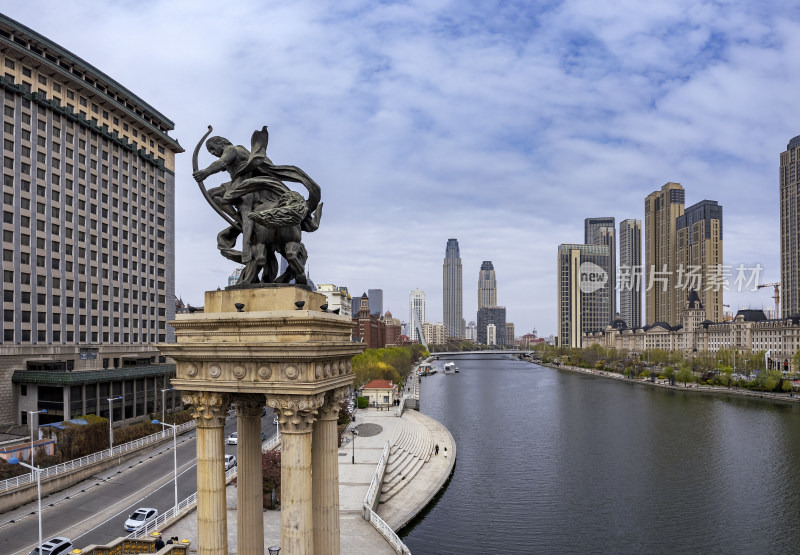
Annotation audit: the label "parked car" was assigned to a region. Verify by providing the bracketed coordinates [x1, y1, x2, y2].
[227, 432, 238, 445]
[225, 454, 237, 470]
[124, 507, 158, 532]
[261, 431, 267, 441]
[29, 537, 73, 555]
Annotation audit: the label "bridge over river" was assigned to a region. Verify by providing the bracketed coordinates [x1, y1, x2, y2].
[430, 350, 531, 359]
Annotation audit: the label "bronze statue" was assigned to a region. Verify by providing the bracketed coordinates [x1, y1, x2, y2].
[192, 126, 322, 285]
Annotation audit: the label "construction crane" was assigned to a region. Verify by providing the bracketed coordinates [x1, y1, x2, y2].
[756, 282, 780, 319]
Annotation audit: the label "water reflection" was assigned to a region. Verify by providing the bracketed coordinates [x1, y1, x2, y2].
[402, 357, 800, 554]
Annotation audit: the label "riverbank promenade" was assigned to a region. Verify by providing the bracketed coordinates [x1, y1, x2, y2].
[544, 361, 800, 404]
[163, 404, 455, 554]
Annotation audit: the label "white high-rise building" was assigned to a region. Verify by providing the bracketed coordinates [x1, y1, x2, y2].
[409, 288, 426, 342]
[487, 324, 497, 346]
[465, 321, 477, 341]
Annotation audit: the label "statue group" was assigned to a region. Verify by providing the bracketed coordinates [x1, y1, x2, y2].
[192, 125, 322, 286]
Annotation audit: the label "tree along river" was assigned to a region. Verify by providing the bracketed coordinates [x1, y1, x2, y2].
[400, 356, 800, 554]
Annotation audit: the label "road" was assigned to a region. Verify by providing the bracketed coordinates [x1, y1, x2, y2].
[0, 412, 277, 555]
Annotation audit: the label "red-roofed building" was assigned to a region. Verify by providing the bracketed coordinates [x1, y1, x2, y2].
[361, 379, 397, 409]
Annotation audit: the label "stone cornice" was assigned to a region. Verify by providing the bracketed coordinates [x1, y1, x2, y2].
[171, 373, 354, 396]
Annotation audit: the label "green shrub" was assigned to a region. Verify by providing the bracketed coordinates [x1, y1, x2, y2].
[357, 396, 369, 409]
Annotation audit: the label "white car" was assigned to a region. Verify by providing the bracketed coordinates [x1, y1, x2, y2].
[225, 454, 237, 470]
[227, 432, 238, 445]
[29, 537, 73, 555]
[124, 507, 158, 532]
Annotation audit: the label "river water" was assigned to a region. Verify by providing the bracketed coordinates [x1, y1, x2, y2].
[400, 356, 800, 554]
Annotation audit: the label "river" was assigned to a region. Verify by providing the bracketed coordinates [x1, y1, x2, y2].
[400, 356, 800, 554]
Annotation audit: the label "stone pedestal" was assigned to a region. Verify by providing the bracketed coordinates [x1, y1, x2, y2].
[160, 286, 362, 555]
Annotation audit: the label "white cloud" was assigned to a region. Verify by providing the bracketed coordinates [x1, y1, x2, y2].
[3, 0, 799, 336]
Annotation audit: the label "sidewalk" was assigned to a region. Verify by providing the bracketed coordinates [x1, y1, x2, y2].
[164, 406, 455, 553]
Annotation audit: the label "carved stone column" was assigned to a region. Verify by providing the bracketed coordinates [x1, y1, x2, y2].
[184, 391, 230, 555]
[235, 394, 265, 555]
[312, 388, 347, 554]
[268, 394, 325, 555]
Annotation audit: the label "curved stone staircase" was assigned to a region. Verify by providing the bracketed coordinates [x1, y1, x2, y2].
[379, 412, 433, 504]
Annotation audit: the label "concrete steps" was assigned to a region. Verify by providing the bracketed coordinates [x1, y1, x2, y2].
[380, 413, 434, 503]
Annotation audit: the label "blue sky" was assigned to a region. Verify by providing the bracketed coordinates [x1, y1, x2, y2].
[5, 1, 800, 336]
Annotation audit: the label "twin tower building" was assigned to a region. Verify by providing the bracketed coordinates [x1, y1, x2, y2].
[559, 183, 724, 348]
[438, 239, 509, 346]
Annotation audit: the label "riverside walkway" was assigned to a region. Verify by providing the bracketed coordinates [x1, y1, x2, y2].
[163, 400, 455, 553]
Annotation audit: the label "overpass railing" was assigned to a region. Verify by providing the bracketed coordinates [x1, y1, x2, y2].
[362, 441, 410, 553]
[0, 421, 196, 492]
[262, 433, 281, 452]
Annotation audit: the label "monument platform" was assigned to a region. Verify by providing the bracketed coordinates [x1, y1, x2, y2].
[164, 406, 456, 554]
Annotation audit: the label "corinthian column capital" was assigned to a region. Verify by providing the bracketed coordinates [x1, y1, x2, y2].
[183, 391, 231, 428]
[234, 394, 264, 418]
[318, 387, 350, 422]
[267, 393, 326, 434]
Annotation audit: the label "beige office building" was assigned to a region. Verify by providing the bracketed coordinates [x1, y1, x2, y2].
[0, 15, 182, 429]
[676, 200, 723, 323]
[557, 243, 611, 348]
[619, 218, 642, 328]
[645, 182, 685, 325]
[781, 135, 800, 318]
[505, 322, 514, 346]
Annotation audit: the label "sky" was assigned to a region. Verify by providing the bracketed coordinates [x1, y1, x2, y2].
[4, 0, 800, 337]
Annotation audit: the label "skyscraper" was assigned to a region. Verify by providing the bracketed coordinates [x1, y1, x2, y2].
[619, 219, 642, 328]
[585, 217, 616, 323]
[557, 244, 611, 348]
[781, 134, 800, 318]
[442, 238, 463, 338]
[367, 288, 383, 316]
[409, 288, 426, 342]
[0, 14, 182, 428]
[676, 200, 723, 322]
[478, 261, 497, 309]
[645, 182, 685, 325]
[477, 306, 506, 346]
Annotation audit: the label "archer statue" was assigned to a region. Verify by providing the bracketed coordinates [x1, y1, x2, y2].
[192, 125, 323, 285]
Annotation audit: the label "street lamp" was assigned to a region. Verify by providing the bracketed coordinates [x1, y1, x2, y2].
[351, 427, 358, 464]
[28, 408, 47, 477]
[161, 387, 174, 437]
[107, 396, 123, 456]
[273, 416, 280, 441]
[10, 457, 42, 554]
[153, 420, 178, 513]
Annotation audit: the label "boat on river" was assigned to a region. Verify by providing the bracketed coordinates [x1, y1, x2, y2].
[418, 363, 436, 376]
[444, 362, 457, 374]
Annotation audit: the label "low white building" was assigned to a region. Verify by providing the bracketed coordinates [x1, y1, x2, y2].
[317, 284, 353, 318]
